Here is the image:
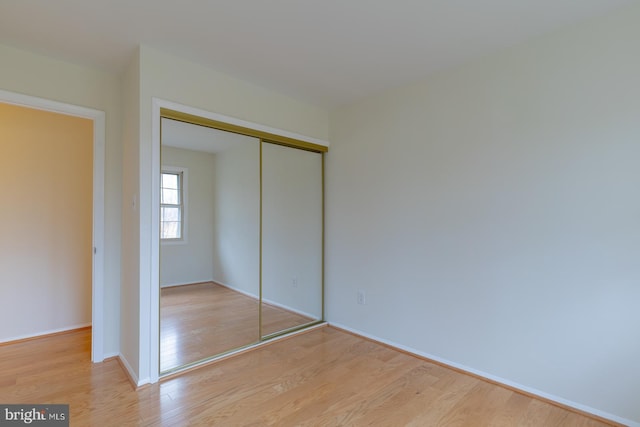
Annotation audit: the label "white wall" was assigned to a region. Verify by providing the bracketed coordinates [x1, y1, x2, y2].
[120, 49, 140, 376]
[0, 43, 122, 356]
[139, 46, 329, 143]
[326, 3, 640, 425]
[160, 146, 216, 287]
[211, 137, 260, 297]
[262, 143, 323, 319]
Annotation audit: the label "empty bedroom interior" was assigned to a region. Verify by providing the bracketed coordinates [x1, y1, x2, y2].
[0, 0, 639, 425]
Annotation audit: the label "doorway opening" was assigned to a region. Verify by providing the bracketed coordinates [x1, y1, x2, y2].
[0, 90, 106, 362]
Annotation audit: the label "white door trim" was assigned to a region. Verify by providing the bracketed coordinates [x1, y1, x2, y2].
[0, 89, 106, 362]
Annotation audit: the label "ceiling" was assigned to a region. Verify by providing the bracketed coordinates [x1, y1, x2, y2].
[0, 0, 633, 107]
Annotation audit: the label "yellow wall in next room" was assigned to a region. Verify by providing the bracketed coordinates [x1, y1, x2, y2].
[0, 102, 93, 341]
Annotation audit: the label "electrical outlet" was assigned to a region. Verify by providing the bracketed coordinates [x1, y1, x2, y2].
[357, 289, 366, 305]
[292, 277, 298, 288]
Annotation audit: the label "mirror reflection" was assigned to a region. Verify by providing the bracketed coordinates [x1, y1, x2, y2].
[261, 143, 323, 337]
[160, 118, 260, 373]
[159, 116, 325, 374]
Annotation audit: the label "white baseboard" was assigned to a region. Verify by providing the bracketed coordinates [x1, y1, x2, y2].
[0, 322, 92, 344]
[328, 322, 637, 427]
[117, 353, 140, 386]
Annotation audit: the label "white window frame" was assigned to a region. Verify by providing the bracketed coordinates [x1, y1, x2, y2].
[160, 166, 188, 245]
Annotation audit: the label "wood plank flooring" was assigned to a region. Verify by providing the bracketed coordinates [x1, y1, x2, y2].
[0, 327, 620, 426]
[160, 282, 312, 372]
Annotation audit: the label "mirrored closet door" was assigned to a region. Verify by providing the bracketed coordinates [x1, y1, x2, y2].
[158, 109, 326, 375]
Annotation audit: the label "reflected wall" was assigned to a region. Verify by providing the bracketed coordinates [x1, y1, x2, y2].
[261, 142, 323, 337]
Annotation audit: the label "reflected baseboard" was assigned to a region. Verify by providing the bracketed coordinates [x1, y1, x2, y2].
[212, 279, 259, 299]
[261, 297, 319, 320]
[160, 279, 215, 289]
[212, 279, 320, 320]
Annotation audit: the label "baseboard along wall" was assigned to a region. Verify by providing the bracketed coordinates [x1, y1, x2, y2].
[328, 322, 636, 427]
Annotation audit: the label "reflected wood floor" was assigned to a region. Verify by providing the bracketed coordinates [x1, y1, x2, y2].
[160, 282, 311, 372]
[0, 327, 620, 426]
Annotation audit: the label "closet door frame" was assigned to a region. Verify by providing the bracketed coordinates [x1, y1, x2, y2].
[150, 99, 328, 381]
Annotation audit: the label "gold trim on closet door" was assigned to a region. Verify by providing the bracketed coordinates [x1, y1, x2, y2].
[321, 152, 325, 321]
[161, 108, 328, 153]
[259, 139, 263, 339]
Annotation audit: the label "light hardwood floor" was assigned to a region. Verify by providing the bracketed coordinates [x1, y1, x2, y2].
[0, 327, 620, 426]
[160, 282, 312, 372]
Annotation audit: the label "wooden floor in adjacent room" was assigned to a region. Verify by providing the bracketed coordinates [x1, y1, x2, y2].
[0, 327, 619, 427]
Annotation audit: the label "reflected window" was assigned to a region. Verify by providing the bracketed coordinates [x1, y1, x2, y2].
[161, 169, 184, 240]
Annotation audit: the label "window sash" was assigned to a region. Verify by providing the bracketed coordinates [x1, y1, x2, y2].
[161, 171, 183, 240]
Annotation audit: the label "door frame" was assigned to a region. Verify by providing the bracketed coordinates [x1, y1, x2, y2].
[0, 89, 106, 362]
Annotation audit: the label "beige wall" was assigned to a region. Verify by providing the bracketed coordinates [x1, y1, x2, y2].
[0, 102, 93, 341]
